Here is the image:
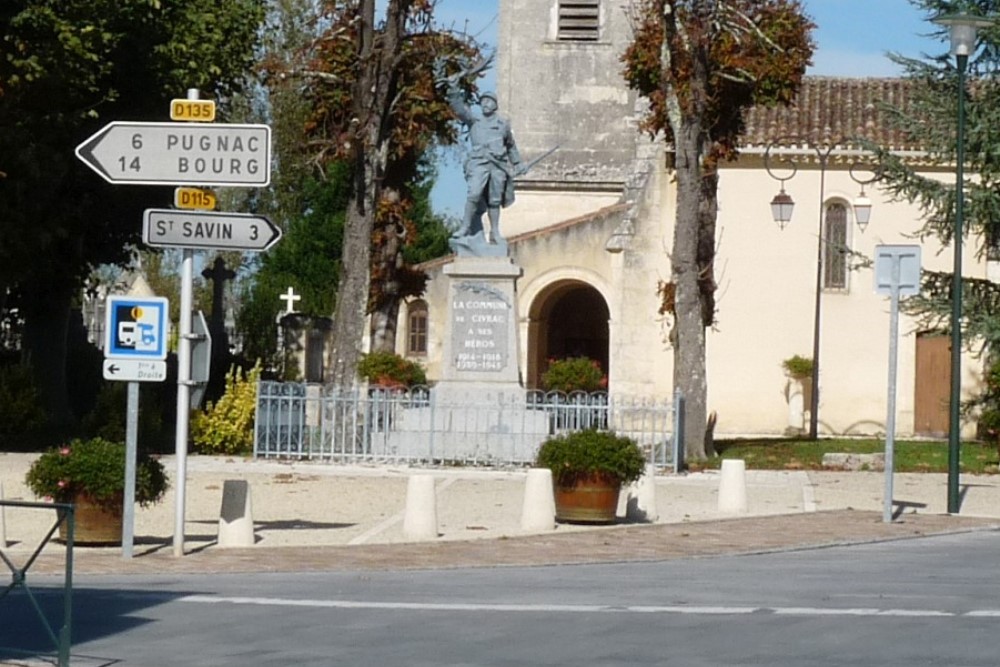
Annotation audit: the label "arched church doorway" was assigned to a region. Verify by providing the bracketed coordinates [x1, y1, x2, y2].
[527, 281, 610, 389]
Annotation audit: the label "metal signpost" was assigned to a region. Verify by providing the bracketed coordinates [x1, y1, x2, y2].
[143, 209, 281, 251]
[76, 88, 276, 558]
[74, 121, 271, 187]
[103, 296, 169, 559]
[874, 245, 922, 523]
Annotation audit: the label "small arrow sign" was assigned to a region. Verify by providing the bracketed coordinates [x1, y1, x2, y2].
[143, 209, 282, 251]
[75, 121, 271, 187]
[103, 359, 168, 382]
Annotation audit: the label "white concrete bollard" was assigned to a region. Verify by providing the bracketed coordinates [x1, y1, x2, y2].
[218, 480, 255, 548]
[403, 475, 438, 540]
[520, 468, 556, 532]
[718, 459, 748, 514]
[626, 464, 659, 522]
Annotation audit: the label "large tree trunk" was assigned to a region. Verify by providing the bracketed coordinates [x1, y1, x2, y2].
[369, 199, 404, 353]
[369, 300, 400, 353]
[326, 0, 410, 388]
[672, 122, 711, 460]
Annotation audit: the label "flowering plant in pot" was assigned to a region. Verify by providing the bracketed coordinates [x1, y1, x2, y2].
[541, 357, 607, 393]
[357, 351, 427, 389]
[535, 429, 646, 523]
[25, 437, 169, 543]
[26, 437, 169, 508]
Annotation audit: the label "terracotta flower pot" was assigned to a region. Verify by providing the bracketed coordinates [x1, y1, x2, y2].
[553, 472, 621, 524]
[59, 494, 124, 546]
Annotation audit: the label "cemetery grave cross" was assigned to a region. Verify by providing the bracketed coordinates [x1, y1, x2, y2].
[280, 287, 302, 314]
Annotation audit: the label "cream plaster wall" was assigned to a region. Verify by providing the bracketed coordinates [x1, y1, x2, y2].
[503, 189, 621, 237]
[406, 150, 986, 438]
[708, 160, 983, 437]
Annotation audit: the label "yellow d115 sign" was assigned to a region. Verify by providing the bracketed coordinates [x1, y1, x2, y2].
[170, 99, 216, 122]
[174, 187, 217, 210]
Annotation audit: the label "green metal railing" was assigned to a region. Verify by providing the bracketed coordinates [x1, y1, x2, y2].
[0, 499, 74, 667]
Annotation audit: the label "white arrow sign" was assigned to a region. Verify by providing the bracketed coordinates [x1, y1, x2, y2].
[103, 359, 168, 383]
[75, 121, 271, 186]
[143, 209, 282, 251]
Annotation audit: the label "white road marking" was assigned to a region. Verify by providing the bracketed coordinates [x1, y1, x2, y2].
[175, 595, 981, 618]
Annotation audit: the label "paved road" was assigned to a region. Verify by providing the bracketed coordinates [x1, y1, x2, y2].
[5, 529, 1000, 666]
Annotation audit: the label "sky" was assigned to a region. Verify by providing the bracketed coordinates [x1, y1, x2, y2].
[427, 0, 949, 216]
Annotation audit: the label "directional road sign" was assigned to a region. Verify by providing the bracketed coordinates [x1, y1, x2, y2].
[143, 209, 282, 251]
[75, 121, 271, 187]
[104, 296, 169, 360]
[103, 359, 168, 383]
[190, 310, 212, 410]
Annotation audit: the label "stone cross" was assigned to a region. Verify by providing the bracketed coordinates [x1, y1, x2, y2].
[280, 286, 301, 314]
[201, 257, 236, 333]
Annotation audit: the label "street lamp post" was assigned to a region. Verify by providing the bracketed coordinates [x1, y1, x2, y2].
[765, 140, 877, 440]
[933, 13, 993, 514]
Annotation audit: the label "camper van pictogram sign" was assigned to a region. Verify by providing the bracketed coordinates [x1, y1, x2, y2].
[104, 295, 169, 361]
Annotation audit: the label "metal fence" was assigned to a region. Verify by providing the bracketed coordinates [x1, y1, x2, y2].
[255, 382, 683, 470]
[0, 500, 74, 667]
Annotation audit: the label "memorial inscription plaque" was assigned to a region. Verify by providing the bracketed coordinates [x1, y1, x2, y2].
[451, 281, 510, 373]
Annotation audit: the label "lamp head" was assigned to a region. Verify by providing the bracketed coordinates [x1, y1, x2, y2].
[933, 13, 994, 57]
[770, 189, 795, 230]
[853, 194, 873, 232]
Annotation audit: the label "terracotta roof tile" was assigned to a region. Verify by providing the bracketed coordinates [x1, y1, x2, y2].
[743, 77, 919, 151]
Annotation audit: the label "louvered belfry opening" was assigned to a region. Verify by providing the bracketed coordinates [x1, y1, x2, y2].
[558, 0, 600, 41]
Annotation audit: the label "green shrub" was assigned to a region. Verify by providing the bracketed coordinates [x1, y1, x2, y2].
[190, 362, 261, 455]
[25, 437, 168, 509]
[357, 351, 427, 388]
[0, 362, 47, 450]
[541, 357, 607, 393]
[974, 357, 1000, 453]
[535, 429, 646, 486]
[81, 380, 171, 452]
[782, 355, 813, 379]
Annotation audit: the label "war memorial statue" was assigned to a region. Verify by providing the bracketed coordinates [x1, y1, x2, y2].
[438, 58, 532, 256]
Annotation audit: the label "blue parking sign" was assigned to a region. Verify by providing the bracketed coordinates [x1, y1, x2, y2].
[104, 296, 169, 360]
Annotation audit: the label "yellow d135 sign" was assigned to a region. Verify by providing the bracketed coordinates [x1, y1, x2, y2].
[170, 99, 216, 122]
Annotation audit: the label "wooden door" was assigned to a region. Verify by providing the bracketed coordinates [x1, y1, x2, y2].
[914, 333, 950, 437]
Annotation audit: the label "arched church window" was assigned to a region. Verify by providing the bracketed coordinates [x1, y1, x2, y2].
[823, 202, 849, 289]
[407, 300, 428, 356]
[558, 0, 600, 41]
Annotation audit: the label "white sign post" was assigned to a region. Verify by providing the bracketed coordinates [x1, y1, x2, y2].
[874, 244, 922, 523]
[103, 295, 170, 559]
[75, 121, 271, 186]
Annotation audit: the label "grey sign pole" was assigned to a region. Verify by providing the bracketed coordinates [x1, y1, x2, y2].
[874, 245, 922, 523]
[172, 88, 200, 558]
[123, 381, 139, 559]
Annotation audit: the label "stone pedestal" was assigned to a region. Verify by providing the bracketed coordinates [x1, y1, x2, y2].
[381, 255, 550, 462]
[442, 256, 523, 386]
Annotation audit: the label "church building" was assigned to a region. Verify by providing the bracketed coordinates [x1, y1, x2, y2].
[399, 0, 986, 439]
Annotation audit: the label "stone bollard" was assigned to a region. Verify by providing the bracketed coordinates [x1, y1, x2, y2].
[626, 464, 659, 522]
[218, 480, 255, 548]
[403, 475, 438, 540]
[718, 459, 748, 514]
[520, 468, 556, 532]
